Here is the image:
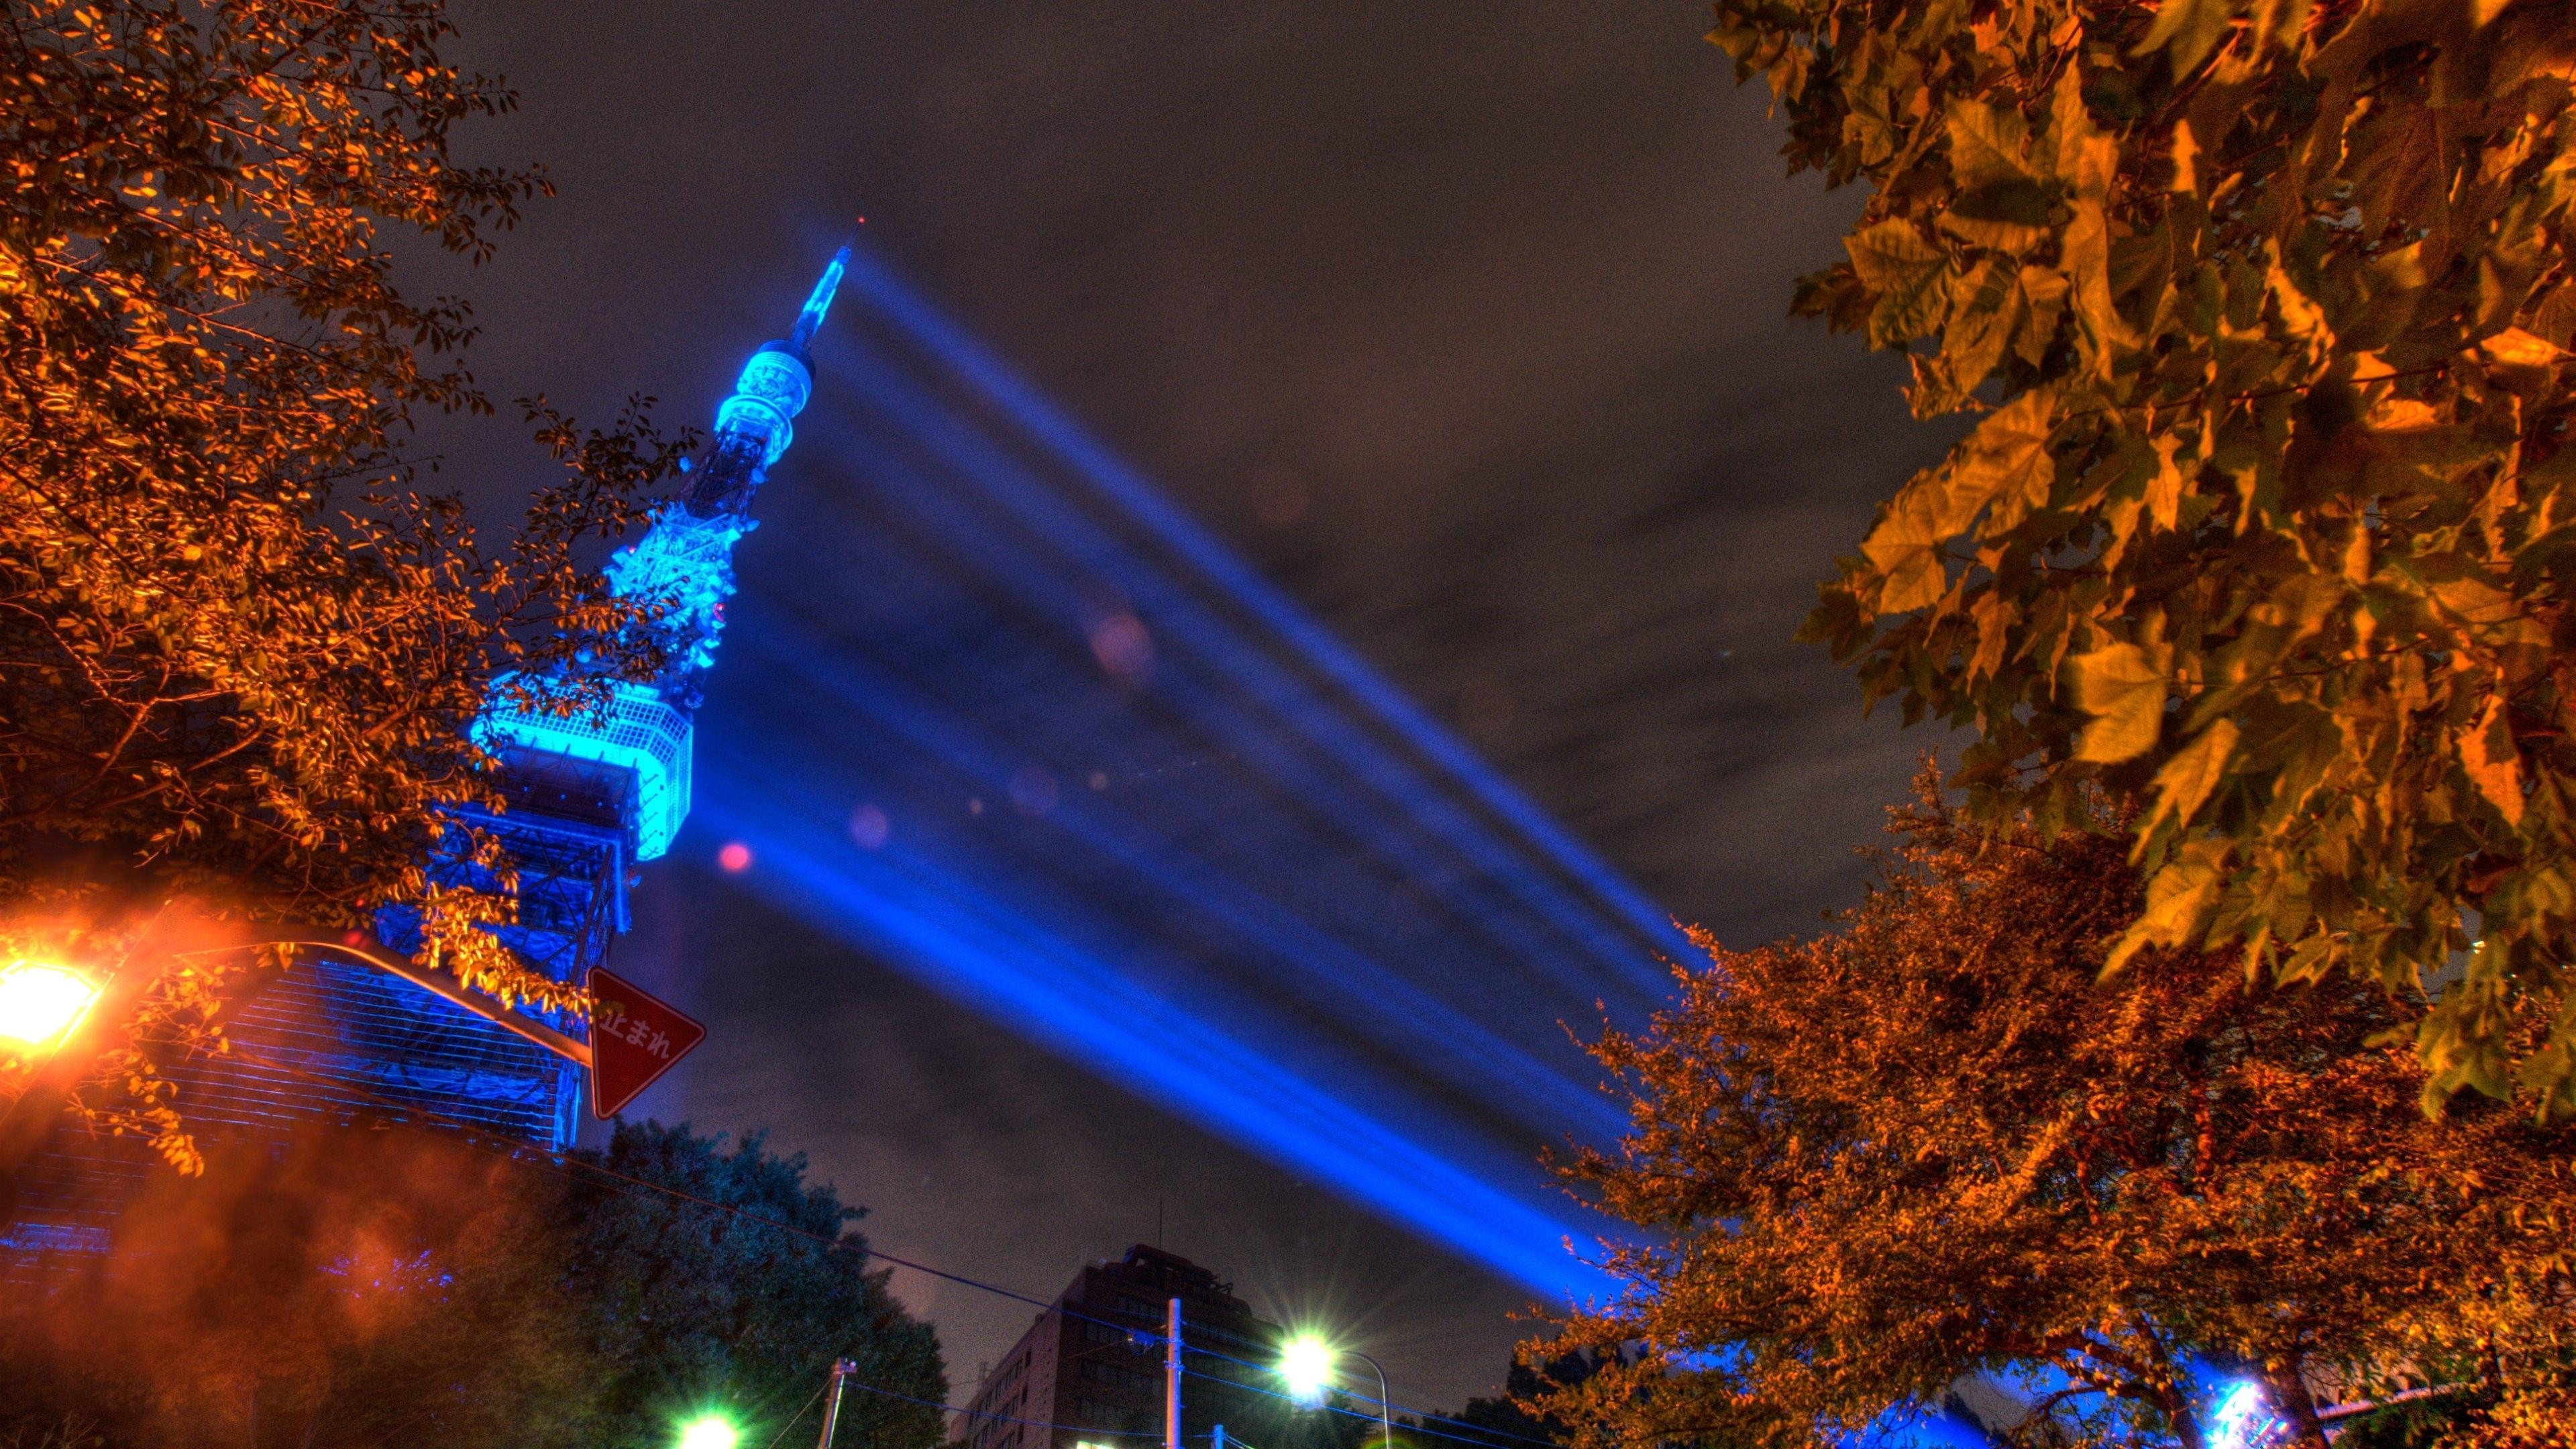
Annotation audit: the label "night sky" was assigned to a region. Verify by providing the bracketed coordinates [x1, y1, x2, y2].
[418, 0, 1951, 1414]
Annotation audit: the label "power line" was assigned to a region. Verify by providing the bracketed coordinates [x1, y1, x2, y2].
[764, 1379, 830, 1449]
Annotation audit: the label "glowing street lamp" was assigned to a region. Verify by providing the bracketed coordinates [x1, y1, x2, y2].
[1277, 1334, 1393, 1449]
[0, 961, 103, 1054]
[676, 1414, 741, 1449]
[1279, 1336, 1336, 1406]
[2211, 1382, 2281, 1449]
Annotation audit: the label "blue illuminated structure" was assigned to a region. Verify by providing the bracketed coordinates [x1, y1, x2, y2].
[380, 241, 855, 1128]
[1, 251, 853, 1260]
[476, 246, 851, 864]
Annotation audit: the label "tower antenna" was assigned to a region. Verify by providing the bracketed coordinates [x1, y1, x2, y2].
[790, 215, 863, 356]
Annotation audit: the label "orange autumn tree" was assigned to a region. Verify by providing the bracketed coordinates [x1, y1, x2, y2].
[1730, 0, 2576, 1106]
[0, 0, 685, 1159]
[1535, 775, 2576, 1449]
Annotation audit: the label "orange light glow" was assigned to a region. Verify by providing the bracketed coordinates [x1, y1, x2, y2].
[0, 961, 102, 1051]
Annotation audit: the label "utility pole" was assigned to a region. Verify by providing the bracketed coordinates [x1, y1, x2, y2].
[1165, 1297, 1183, 1449]
[816, 1358, 856, 1449]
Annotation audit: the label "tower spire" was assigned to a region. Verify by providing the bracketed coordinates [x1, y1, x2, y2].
[476, 240, 856, 861]
[789, 237, 853, 357]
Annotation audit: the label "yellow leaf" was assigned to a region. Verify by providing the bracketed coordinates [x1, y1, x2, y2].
[2063, 200, 2121, 378]
[2135, 0, 2245, 74]
[2045, 66, 2096, 183]
[2430, 574, 2520, 627]
[1952, 388, 2060, 525]
[2105, 839, 2230, 975]
[1970, 590, 2013, 681]
[2146, 435, 2187, 532]
[1846, 219, 1942, 293]
[1878, 549, 1949, 614]
[2070, 643, 2167, 762]
[2367, 396, 2442, 430]
[1860, 473, 1955, 615]
[2479, 327, 2565, 367]
[2461, 695, 2526, 826]
[2013, 266, 2070, 366]
[2169, 119, 2202, 195]
[1849, 221, 1950, 348]
[1934, 260, 2019, 400]
[1945, 100, 2037, 189]
[2268, 264, 2335, 356]
[2145, 718, 2239, 837]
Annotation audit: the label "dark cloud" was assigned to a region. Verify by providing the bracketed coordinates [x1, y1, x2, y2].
[419, 0, 1949, 1411]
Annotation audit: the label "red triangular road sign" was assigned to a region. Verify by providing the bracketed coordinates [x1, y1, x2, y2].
[586, 966, 707, 1119]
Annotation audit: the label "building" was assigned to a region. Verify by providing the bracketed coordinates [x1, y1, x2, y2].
[963, 1246, 1293, 1449]
[0, 245, 853, 1260]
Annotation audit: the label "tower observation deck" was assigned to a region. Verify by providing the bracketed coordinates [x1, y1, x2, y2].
[1, 248, 851, 1260]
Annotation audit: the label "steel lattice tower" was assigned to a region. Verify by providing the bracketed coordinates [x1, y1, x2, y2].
[2, 248, 851, 1260]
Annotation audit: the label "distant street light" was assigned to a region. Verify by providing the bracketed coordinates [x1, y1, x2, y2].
[0, 961, 103, 1053]
[1279, 1336, 1335, 1405]
[677, 1415, 741, 1449]
[1277, 1334, 1393, 1449]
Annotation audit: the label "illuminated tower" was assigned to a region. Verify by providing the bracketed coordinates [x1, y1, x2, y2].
[3, 248, 852, 1258]
[392, 242, 856, 1143]
[477, 244, 852, 861]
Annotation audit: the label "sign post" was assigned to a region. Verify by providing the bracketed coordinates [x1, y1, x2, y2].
[586, 965, 706, 1119]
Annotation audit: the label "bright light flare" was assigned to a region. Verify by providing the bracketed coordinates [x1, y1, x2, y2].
[2211, 1381, 2278, 1449]
[1279, 1334, 1336, 1405]
[0, 961, 101, 1051]
[676, 1415, 741, 1449]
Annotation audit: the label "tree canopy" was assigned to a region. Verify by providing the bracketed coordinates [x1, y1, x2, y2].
[0, 1119, 949, 1449]
[1534, 776, 2576, 1449]
[1729, 0, 2576, 1105]
[1, 1, 684, 1154]
[557, 1121, 951, 1449]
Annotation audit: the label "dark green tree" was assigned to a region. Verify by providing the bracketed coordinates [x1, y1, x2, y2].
[1454, 1350, 1599, 1449]
[559, 1121, 950, 1449]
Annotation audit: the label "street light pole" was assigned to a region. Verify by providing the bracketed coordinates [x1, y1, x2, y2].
[1277, 1335, 1394, 1449]
[1346, 1351, 1393, 1449]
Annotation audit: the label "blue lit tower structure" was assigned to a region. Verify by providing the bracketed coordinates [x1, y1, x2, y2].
[413, 241, 857, 1141]
[1, 250, 849, 1258]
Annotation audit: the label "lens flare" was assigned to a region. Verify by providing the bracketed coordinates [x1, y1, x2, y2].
[676, 1414, 741, 1449]
[1279, 1334, 1335, 1405]
[2212, 1381, 2278, 1449]
[0, 961, 101, 1051]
